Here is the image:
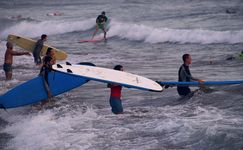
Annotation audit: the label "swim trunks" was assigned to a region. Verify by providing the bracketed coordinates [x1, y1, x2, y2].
[3, 63, 12, 72]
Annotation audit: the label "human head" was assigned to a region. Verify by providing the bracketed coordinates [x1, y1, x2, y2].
[114, 65, 123, 71]
[101, 11, 105, 15]
[41, 34, 47, 41]
[46, 47, 53, 55]
[182, 54, 192, 65]
[6, 42, 13, 49]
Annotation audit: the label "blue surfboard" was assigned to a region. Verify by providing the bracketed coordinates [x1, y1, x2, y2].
[157, 80, 243, 86]
[0, 71, 89, 109]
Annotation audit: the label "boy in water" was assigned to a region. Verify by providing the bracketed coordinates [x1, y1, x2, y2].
[177, 54, 204, 97]
[3, 42, 31, 80]
[107, 65, 123, 114]
[33, 34, 47, 65]
[92, 11, 108, 40]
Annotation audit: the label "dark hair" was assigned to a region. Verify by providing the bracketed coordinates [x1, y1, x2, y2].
[241, 51, 243, 54]
[44, 56, 52, 64]
[182, 54, 190, 62]
[6, 42, 13, 48]
[41, 34, 47, 40]
[101, 11, 105, 15]
[46, 47, 53, 55]
[114, 65, 123, 71]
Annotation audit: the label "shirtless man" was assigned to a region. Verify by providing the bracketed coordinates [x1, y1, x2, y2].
[3, 42, 31, 80]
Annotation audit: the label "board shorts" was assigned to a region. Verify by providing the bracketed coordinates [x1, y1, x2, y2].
[3, 63, 12, 72]
[109, 97, 123, 114]
[97, 23, 105, 30]
[177, 86, 191, 96]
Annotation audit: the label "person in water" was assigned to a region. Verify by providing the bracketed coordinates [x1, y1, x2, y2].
[3, 42, 31, 80]
[107, 65, 124, 114]
[39, 47, 56, 106]
[177, 54, 204, 97]
[226, 51, 243, 60]
[239, 51, 243, 59]
[92, 11, 108, 40]
[33, 34, 47, 66]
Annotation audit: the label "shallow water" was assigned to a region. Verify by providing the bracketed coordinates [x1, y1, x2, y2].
[0, 0, 243, 149]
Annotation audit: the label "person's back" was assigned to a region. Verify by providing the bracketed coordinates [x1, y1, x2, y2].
[108, 65, 124, 114]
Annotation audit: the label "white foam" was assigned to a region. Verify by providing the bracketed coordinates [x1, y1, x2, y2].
[3, 107, 98, 150]
[108, 21, 243, 44]
[0, 18, 95, 39]
[1, 19, 242, 44]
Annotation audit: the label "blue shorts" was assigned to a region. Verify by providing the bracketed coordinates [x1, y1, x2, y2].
[109, 97, 123, 114]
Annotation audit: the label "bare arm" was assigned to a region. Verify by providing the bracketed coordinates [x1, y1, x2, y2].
[11, 51, 31, 56]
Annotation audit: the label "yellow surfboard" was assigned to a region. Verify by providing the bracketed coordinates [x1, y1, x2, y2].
[7, 34, 67, 60]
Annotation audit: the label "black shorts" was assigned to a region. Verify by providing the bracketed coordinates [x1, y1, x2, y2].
[3, 63, 12, 72]
[177, 86, 191, 96]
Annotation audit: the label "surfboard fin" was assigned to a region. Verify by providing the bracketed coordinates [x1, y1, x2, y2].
[67, 69, 73, 73]
[66, 62, 72, 66]
[57, 64, 63, 68]
[78, 62, 96, 66]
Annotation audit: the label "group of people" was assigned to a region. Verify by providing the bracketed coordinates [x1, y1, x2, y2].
[3, 11, 232, 114]
[3, 34, 56, 106]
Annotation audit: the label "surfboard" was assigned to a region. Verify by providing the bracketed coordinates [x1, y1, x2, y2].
[0, 71, 88, 109]
[157, 80, 243, 86]
[7, 34, 67, 60]
[52, 63, 163, 92]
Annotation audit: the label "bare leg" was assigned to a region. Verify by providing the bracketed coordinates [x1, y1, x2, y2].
[92, 25, 99, 39]
[103, 28, 107, 39]
[5, 71, 12, 80]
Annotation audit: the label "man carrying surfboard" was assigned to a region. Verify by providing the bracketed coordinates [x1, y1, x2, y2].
[107, 65, 124, 114]
[177, 54, 204, 97]
[33, 34, 47, 65]
[3, 42, 31, 80]
[92, 11, 108, 40]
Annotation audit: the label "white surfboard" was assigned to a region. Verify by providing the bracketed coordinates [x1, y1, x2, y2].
[52, 63, 163, 92]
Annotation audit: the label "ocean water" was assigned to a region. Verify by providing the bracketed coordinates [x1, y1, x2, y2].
[0, 0, 243, 149]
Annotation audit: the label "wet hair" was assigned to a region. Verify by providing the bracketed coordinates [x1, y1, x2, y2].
[46, 47, 53, 55]
[44, 56, 52, 64]
[114, 65, 123, 71]
[101, 11, 105, 15]
[182, 54, 190, 62]
[6, 42, 13, 48]
[41, 34, 47, 40]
